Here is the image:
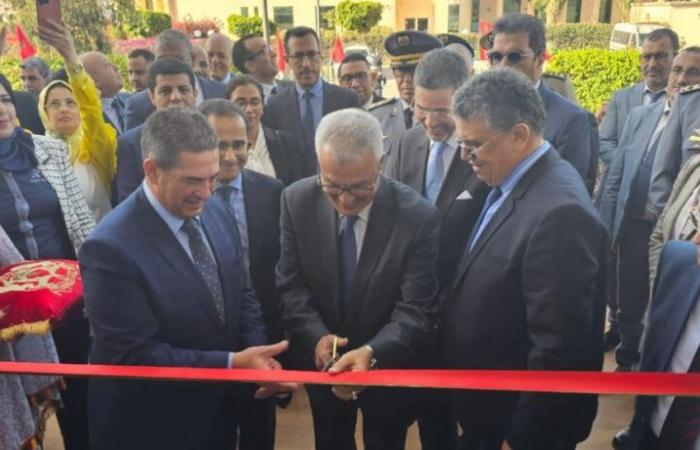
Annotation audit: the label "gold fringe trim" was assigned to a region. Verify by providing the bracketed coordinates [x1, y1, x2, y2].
[0, 320, 51, 342]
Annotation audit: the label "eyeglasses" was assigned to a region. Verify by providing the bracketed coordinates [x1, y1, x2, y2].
[457, 135, 500, 158]
[487, 50, 536, 65]
[339, 72, 369, 84]
[233, 98, 262, 109]
[218, 139, 249, 152]
[317, 174, 378, 198]
[414, 103, 452, 118]
[288, 51, 321, 62]
[247, 45, 270, 61]
[392, 66, 415, 79]
[46, 98, 78, 111]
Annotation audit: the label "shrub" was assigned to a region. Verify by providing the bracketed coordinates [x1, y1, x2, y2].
[335, 0, 384, 32]
[227, 14, 277, 37]
[546, 48, 640, 112]
[546, 23, 614, 51]
[128, 10, 173, 38]
[173, 16, 222, 38]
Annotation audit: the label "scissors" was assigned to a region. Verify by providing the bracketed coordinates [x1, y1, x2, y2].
[322, 336, 339, 372]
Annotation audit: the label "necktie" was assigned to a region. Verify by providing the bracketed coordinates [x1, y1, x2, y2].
[466, 187, 503, 252]
[655, 345, 700, 449]
[216, 184, 234, 204]
[302, 91, 315, 148]
[425, 141, 447, 204]
[111, 97, 124, 132]
[403, 107, 413, 129]
[271, 86, 278, 95]
[339, 215, 358, 310]
[181, 219, 225, 322]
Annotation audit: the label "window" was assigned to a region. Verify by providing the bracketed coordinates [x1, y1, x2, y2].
[405, 18, 416, 30]
[241, 7, 249, 17]
[254, 6, 259, 16]
[471, 0, 480, 33]
[598, 0, 612, 23]
[448, 5, 460, 33]
[273, 6, 294, 28]
[566, 0, 581, 22]
[417, 18, 428, 31]
[319, 6, 334, 30]
[503, 0, 521, 14]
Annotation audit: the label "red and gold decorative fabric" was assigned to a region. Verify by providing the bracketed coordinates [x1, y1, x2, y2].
[0, 260, 82, 342]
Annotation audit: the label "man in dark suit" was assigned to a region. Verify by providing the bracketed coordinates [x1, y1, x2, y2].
[385, 47, 488, 450]
[200, 99, 284, 450]
[626, 239, 700, 450]
[80, 106, 294, 450]
[337, 52, 383, 109]
[277, 108, 440, 450]
[123, 29, 226, 131]
[227, 75, 310, 185]
[116, 58, 198, 202]
[262, 26, 361, 173]
[232, 34, 294, 104]
[14, 90, 45, 135]
[488, 14, 594, 189]
[445, 70, 606, 450]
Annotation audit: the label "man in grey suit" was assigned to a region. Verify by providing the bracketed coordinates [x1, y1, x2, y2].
[599, 28, 678, 166]
[277, 108, 440, 450]
[385, 48, 488, 450]
[599, 48, 700, 372]
[261, 26, 360, 174]
[369, 31, 443, 150]
[231, 34, 294, 103]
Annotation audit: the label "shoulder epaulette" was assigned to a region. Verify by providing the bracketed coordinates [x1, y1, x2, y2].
[543, 72, 567, 81]
[680, 84, 700, 94]
[368, 97, 398, 110]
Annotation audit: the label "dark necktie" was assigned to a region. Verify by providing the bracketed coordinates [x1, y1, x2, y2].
[111, 97, 124, 132]
[271, 86, 278, 95]
[216, 184, 234, 204]
[339, 215, 358, 310]
[403, 107, 413, 130]
[466, 187, 503, 252]
[181, 218, 225, 322]
[302, 91, 315, 148]
[655, 345, 700, 449]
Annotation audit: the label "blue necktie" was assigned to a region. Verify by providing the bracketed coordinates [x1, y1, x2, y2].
[302, 91, 315, 148]
[467, 187, 503, 252]
[181, 219, 225, 322]
[111, 97, 125, 133]
[425, 141, 447, 204]
[339, 215, 358, 310]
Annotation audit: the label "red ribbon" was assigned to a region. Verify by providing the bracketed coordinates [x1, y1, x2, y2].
[1, 362, 699, 396]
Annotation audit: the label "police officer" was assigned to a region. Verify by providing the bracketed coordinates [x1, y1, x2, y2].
[370, 31, 442, 152]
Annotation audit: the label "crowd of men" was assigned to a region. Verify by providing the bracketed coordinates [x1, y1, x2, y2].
[3, 11, 700, 450]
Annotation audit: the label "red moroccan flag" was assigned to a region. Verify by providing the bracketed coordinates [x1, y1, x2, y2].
[15, 25, 37, 60]
[331, 35, 345, 64]
[275, 30, 286, 72]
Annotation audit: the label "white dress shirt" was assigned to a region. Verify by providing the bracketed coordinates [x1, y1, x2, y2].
[195, 76, 204, 106]
[338, 201, 373, 261]
[246, 124, 277, 178]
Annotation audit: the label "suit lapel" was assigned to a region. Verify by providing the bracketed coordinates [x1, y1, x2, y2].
[630, 82, 645, 110]
[435, 151, 471, 213]
[262, 126, 286, 182]
[345, 179, 395, 324]
[316, 192, 343, 323]
[404, 132, 430, 193]
[241, 171, 262, 259]
[627, 102, 665, 173]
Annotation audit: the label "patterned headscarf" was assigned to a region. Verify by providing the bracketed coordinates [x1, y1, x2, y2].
[37, 80, 86, 166]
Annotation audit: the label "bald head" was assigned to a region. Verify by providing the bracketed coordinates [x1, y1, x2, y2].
[205, 33, 233, 82]
[80, 51, 123, 98]
[192, 45, 211, 79]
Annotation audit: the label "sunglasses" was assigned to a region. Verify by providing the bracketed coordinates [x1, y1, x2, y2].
[487, 51, 536, 65]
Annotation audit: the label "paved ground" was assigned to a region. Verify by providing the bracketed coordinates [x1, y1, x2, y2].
[42, 352, 632, 450]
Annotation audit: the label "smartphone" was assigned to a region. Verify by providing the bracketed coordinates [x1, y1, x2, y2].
[36, 0, 62, 28]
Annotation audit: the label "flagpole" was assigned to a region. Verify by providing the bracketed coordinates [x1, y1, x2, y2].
[261, 0, 270, 44]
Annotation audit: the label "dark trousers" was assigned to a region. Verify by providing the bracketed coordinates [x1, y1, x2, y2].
[457, 426, 578, 450]
[615, 219, 654, 367]
[306, 385, 418, 450]
[230, 385, 276, 450]
[53, 305, 91, 450]
[416, 389, 458, 450]
[606, 248, 619, 331]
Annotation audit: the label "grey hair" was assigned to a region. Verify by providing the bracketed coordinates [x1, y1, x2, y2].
[141, 106, 219, 170]
[414, 49, 469, 90]
[453, 69, 546, 135]
[20, 57, 50, 79]
[198, 99, 248, 131]
[155, 29, 193, 64]
[315, 109, 383, 164]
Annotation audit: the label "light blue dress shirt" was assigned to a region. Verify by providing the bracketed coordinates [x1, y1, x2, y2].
[296, 77, 324, 131]
[470, 141, 551, 249]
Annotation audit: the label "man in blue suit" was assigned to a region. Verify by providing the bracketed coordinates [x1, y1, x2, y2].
[116, 57, 198, 202]
[80, 106, 293, 450]
[600, 48, 700, 371]
[262, 26, 361, 173]
[626, 239, 700, 449]
[200, 99, 285, 450]
[123, 29, 226, 131]
[488, 14, 595, 190]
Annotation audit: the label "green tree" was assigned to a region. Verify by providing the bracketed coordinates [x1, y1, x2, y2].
[226, 14, 277, 38]
[335, 0, 383, 33]
[127, 11, 172, 38]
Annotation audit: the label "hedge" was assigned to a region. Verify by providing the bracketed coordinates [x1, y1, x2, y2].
[546, 48, 640, 112]
[547, 23, 614, 51]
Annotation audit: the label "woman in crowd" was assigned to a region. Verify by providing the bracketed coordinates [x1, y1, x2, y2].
[0, 73, 94, 450]
[227, 75, 309, 185]
[37, 20, 117, 222]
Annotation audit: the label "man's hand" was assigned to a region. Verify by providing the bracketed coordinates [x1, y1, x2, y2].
[37, 19, 79, 65]
[232, 340, 300, 399]
[328, 345, 373, 401]
[314, 334, 348, 371]
[501, 440, 513, 450]
[595, 102, 608, 123]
